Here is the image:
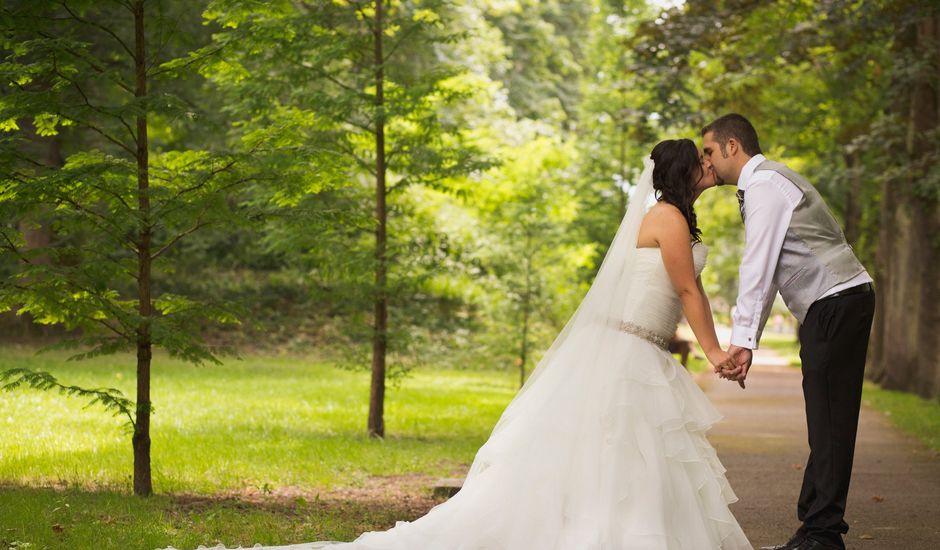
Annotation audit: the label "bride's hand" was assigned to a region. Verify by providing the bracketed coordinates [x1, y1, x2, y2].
[706, 348, 734, 374]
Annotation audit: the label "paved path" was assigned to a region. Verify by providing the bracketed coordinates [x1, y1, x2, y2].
[702, 349, 940, 549]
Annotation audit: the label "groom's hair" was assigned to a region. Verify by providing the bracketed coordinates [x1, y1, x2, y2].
[701, 114, 762, 156]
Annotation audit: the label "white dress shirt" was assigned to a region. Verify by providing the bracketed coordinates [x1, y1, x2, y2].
[730, 154, 872, 349]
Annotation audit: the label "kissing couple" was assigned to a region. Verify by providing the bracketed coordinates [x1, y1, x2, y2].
[168, 114, 875, 550]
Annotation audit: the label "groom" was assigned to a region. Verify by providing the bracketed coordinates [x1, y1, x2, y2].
[701, 114, 876, 550]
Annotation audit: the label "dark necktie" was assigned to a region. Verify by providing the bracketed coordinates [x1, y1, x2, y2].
[736, 189, 745, 222]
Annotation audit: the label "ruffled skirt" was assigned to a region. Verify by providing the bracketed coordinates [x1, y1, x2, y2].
[176, 324, 752, 550]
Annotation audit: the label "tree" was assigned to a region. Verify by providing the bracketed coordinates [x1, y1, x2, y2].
[203, 0, 490, 437]
[471, 131, 590, 386]
[867, 2, 940, 397]
[627, 0, 940, 396]
[0, 0, 271, 495]
[574, 0, 663, 272]
[480, 0, 591, 125]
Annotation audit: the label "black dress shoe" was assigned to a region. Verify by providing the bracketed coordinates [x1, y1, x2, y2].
[759, 533, 806, 550]
[793, 538, 841, 550]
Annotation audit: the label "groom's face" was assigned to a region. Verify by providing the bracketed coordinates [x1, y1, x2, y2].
[701, 131, 733, 185]
[695, 152, 718, 193]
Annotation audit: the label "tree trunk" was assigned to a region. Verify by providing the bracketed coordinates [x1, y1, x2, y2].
[16, 133, 60, 340]
[907, 13, 940, 398]
[842, 151, 862, 246]
[132, 0, 153, 496]
[19, 135, 60, 258]
[368, 0, 388, 439]
[868, 12, 940, 399]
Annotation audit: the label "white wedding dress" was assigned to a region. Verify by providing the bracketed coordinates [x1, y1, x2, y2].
[172, 241, 753, 550]
[167, 158, 752, 550]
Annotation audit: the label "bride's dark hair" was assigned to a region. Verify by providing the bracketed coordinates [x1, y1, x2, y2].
[650, 139, 702, 243]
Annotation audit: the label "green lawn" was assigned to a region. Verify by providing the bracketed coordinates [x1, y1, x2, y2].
[0, 483, 430, 549]
[0, 346, 518, 495]
[0, 346, 519, 548]
[862, 381, 940, 452]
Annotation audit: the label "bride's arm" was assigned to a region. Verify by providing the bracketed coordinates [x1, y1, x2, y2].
[650, 206, 729, 369]
[699, 272, 744, 386]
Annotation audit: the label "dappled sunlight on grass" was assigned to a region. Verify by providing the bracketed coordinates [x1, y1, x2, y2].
[0, 346, 518, 495]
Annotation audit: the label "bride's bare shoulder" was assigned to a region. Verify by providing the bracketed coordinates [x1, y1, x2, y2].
[638, 201, 685, 237]
[646, 201, 683, 220]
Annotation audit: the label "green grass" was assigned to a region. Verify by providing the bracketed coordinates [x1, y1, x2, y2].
[0, 346, 518, 494]
[0, 484, 430, 549]
[862, 381, 940, 452]
[0, 345, 521, 548]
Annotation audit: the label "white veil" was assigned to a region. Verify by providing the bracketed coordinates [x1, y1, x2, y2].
[194, 154, 755, 549]
[467, 155, 657, 462]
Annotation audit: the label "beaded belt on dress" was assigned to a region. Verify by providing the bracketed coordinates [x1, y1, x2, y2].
[618, 321, 669, 350]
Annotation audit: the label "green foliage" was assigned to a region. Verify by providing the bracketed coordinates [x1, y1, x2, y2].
[0, 1, 254, 368]
[467, 130, 590, 374]
[192, 0, 501, 381]
[629, 0, 939, 267]
[482, 0, 593, 122]
[0, 367, 136, 429]
[0, 0, 298, 493]
[694, 185, 744, 317]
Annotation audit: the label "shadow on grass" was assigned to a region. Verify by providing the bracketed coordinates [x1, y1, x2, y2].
[0, 481, 444, 549]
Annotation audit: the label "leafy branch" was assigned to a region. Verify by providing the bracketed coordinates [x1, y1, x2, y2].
[0, 367, 137, 430]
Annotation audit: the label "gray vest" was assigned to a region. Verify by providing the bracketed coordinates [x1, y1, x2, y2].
[752, 160, 867, 323]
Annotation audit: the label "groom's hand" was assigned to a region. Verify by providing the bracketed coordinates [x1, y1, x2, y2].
[726, 345, 753, 388]
[713, 352, 742, 387]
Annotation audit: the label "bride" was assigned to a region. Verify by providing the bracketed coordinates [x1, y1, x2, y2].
[173, 139, 753, 550]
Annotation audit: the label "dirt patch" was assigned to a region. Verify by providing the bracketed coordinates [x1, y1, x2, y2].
[168, 472, 457, 519]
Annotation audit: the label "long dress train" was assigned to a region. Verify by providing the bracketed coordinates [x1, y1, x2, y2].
[172, 243, 753, 550]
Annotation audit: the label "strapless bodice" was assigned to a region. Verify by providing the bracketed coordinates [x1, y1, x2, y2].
[617, 243, 709, 347]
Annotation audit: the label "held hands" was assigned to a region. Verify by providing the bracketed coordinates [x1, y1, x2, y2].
[705, 348, 739, 388]
[719, 345, 753, 389]
[706, 346, 752, 389]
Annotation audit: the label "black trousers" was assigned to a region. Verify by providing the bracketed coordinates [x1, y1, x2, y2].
[795, 288, 876, 549]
